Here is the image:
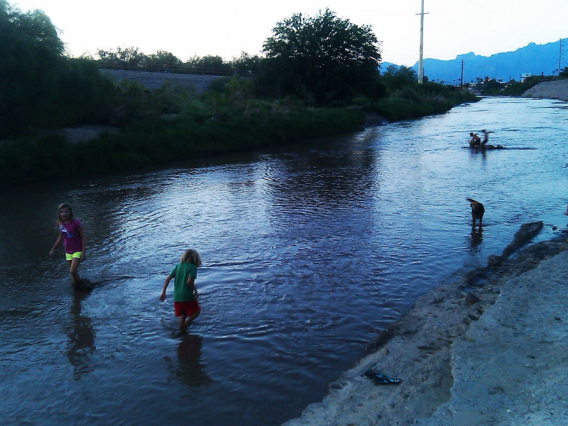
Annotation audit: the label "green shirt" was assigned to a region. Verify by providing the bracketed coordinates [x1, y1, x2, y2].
[170, 262, 198, 302]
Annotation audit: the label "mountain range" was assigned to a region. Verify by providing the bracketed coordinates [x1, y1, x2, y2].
[382, 39, 565, 84]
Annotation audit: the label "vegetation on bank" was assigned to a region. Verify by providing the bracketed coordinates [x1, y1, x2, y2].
[0, 84, 365, 181]
[476, 69, 568, 96]
[357, 67, 477, 121]
[0, 2, 477, 183]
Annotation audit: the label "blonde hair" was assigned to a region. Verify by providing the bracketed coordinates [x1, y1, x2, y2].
[180, 249, 202, 266]
[56, 203, 74, 225]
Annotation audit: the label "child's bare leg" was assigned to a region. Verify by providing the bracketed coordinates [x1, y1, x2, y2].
[69, 258, 81, 285]
[181, 311, 200, 329]
[178, 314, 187, 329]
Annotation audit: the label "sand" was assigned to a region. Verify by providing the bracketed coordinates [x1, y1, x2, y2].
[62, 125, 119, 143]
[285, 228, 568, 426]
[522, 80, 568, 102]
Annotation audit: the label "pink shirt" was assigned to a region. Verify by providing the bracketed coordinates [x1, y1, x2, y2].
[59, 219, 83, 254]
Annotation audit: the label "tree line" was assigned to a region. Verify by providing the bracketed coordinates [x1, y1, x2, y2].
[95, 9, 384, 105]
[1, 0, 475, 143]
[96, 47, 262, 76]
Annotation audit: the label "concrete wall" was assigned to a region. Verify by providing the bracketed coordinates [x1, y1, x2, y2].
[522, 79, 568, 102]
[99, 69, 221, 94]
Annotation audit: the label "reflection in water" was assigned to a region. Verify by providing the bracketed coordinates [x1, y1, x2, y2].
[468, 147, 488, 162]
[66, 291, 96, 380]
[166, 334, 211, 387]
[469, 225, 483, 251]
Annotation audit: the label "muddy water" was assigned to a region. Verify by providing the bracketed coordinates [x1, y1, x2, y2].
[1, 98, 567, 425]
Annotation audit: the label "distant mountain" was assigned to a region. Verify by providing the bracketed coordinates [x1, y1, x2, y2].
[382, 39, 565, 84]
[380, 62, 400, 71]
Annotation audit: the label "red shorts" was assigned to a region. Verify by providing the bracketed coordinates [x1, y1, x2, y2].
[174, 300, 201, 317]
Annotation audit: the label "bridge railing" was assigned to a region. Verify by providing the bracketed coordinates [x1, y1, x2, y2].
[97, 62, 255, 77]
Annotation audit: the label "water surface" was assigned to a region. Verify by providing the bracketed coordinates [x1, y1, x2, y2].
[1, 98, 567, 425]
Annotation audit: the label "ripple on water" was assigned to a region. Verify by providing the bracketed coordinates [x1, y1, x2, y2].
[1, 98, 567, 425]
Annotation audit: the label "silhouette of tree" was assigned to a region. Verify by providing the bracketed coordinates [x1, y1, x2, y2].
[0, 1, 116, 137]
[380, 65, 418, 92]
[262, 9, 382, 103]
[0, 0, 65, 135]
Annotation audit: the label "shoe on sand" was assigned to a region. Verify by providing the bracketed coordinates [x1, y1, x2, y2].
[364, 369, 401, 385]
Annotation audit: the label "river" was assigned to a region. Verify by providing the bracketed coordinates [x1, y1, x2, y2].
[1, 97, 567, 425]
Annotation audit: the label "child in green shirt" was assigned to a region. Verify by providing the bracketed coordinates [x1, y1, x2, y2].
[160, 249, 202, 331]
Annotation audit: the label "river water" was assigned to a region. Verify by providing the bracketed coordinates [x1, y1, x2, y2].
[1, 98, 567, 425]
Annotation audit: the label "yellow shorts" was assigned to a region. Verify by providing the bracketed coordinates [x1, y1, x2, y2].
[66, 252, 82, 261]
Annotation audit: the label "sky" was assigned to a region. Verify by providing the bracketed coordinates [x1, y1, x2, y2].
[10, 0, 568, 67]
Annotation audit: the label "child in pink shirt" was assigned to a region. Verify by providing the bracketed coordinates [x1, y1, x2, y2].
[49, 203, 86, 287]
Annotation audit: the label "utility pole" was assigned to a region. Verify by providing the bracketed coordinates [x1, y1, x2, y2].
[559, 38, 563, 75]
[416, 0, 429, 84]
[460, 60, 464, 89]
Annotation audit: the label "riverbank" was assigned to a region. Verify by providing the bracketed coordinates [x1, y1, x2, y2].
[0, 88, 477, 184]
[522, 79, 568, 102]
[286, 226, 568, 425]
[0, 107, 364, 183]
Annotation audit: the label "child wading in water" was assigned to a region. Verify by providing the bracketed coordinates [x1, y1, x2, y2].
[160, 249, 202, 331]
[49, 203, 86, 287]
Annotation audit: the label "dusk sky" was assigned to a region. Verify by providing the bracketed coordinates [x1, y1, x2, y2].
[12, 0, 568, 66]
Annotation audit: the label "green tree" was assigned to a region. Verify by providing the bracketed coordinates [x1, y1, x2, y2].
[55, 57, 117, 125]
[230, 52, 262, 75]
[0, 0, 65, 136]
[379, 65, 418, 92]
[96, 46, 146, 70]
[146, 50, 182, 72]
[262, 9, 382, 103]
[185, 55, 232, 74]
[0, 1, 117, 137]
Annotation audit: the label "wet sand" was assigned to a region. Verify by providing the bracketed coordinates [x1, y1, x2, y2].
[285, 227, 568, 425]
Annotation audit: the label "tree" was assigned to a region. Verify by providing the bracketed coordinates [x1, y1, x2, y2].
[379, 65, 418, 92]
[231, 52, 262, 75]
[0, 0, 65, 136]
[262, 9, 382, 103]
[0, 1, 117, 137]
[186, 55, 231, 74]
[96, 46, 147, 70]
[146, 50, 182, 72]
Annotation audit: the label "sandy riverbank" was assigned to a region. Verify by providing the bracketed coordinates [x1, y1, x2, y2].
[523, 80, 568, 102]
[285, 225, 568, 425]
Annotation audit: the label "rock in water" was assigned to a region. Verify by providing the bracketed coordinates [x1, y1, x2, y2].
[501, 221, 543, 259]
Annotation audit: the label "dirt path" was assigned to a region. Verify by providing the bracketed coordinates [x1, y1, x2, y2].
[62, 125, 119, 143]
